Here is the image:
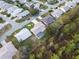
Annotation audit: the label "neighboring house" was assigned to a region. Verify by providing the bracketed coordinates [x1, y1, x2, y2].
[7, 6, 23, 17]
[0, 3, 11, 10]
[0, 41, 17, 59]
[34, 3, 40, 9]
[14, 28, 32, 42]
[11, 8, 23, 17]
[41, 15, 55, 26]
[31, 19, 39, 24]
[75, 0, 79, 3]
[37, 16, 42, 19]
[51, 9, 64, 18]
[60, 5, 70, 12]
[0, 1, 23, 17]
[18, 0, 27, 4]
[58, 0, 66, 4]
[17, 10, 30, 18]
[65, 1, 77, 8]
[31, 22, 46, 39]
[0, 1, 12, 11]
[7, 6, 17, 14]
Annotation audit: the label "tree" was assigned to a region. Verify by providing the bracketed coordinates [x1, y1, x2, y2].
[29, 54, 35, 59]
[74, 55, 79, 59]
[51, 54, 60, 59]
[65, 42, 76, 53]
[29, 9, 39, 16]
[0, 17, 5, 23]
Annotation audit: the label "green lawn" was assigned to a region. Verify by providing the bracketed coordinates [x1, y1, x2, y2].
[25, 22, 34, 30]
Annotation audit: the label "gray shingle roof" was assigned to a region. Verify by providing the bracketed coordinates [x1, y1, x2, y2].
[41, 15, 55, 26]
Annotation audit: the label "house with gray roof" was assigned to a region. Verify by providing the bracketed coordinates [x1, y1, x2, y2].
[51, 9, 64, 18]
[41, 15, 56, 26]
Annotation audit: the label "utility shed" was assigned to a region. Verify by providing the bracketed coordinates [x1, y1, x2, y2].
[14, 28, 32, 42]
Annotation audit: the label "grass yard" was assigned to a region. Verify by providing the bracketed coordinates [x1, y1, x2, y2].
[25, 22, 34, 30]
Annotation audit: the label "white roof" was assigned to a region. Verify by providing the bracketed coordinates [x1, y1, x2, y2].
[12, 8, 22, 16]
[31, 19, 39, 24]
[31, 22, 46, 38]
[34, 3, 40, 9]
[14, 28, 32, 42]
[0, 42, 17, 59]
[19, 0, 26, 4]
[72, 0, 79, 3]
[7, 6, 18, 14]
[7, 6, 23, 17]
[75, 0, 79, 3]
[0, 1, 12, 11]
[0, 1, 5, 8]
[17, 10, 29, 17]
[66, 1, 77, 8]
[60, 5, 70, 12]
[51, 9, 64, 18]
[58, 0, 65, 4]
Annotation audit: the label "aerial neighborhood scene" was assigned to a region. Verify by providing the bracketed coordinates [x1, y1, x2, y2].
[0, 0, 79, 59]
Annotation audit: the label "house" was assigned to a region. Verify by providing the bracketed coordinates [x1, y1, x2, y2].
[60, 5, 70, 12]
[18, 0, 27, 4]
[34, 3, 40, 9]
[51, 9, 64, 18]
[0, 1, 22, 17]
[11, 8, 23, 17]
[14, 28, 32, 42]
[0, 41, 17, 59]
[31, 19, 39, 24]
[41, 15, 55, 26]
[75, 0, 79, 3]
[0, 1, 12, 11]
[31, 22, 46, 39]
[17, 10, 29, 17]
[65, 1, 77, 8]
[0, 1, 23, 17]
[0, 3, 10, 10]
[0, 1, 5, 8]
[7, 6, 23, 17]
[37, 16, 42, 19]
[58, 0, 66, 4]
